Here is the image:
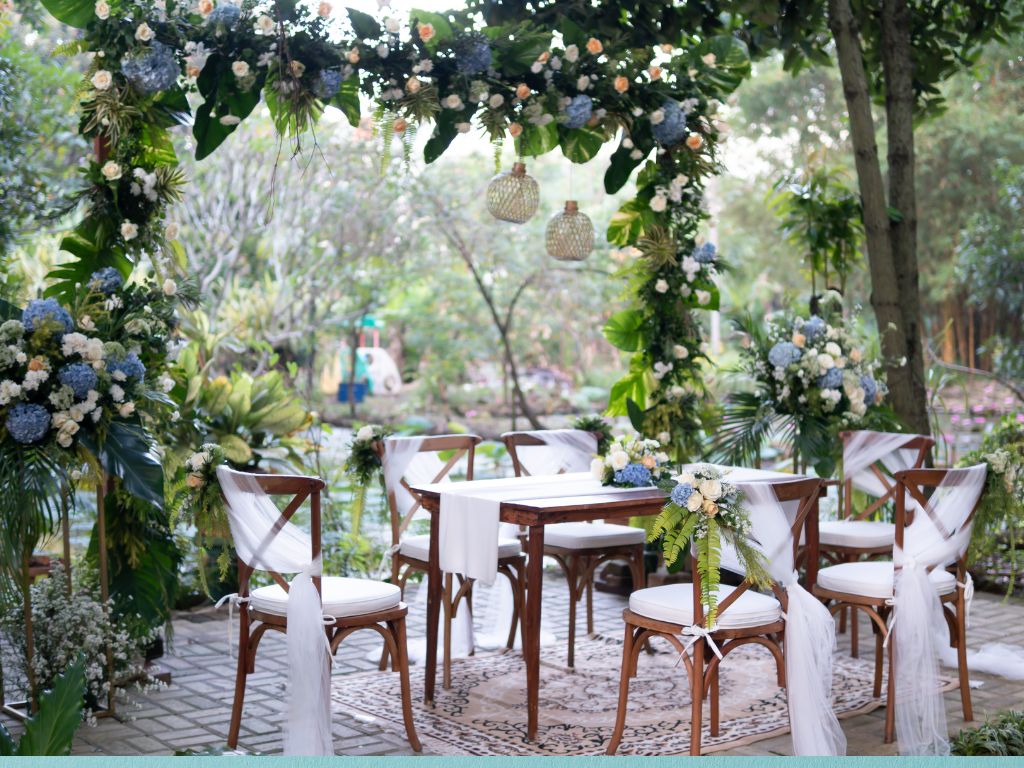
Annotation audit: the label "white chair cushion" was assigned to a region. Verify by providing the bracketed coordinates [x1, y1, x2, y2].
[398, 533, 522, 562]
[819, 519, 896, 549]
[544, 522, 646, 549]
[629, 583, 782, 630]
[250, 576, 400, 618]
[816, 560, 956, 599]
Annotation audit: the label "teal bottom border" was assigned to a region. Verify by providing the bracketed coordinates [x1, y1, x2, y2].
[2, 758, 1020, 766]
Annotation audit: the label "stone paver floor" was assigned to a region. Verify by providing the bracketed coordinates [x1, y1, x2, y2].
[5, 572, 1023, 756]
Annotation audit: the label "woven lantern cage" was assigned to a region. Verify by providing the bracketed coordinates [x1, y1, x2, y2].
[545, 200, 594, 261]
[486, 162, 540, 223]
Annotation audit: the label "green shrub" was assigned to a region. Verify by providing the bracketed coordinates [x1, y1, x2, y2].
[951, 711, 1024, 756]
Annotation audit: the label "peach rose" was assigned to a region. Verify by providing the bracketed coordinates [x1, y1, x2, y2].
[393, 117, 408, 133]
[613, 75, 629, 93]
[649, 66, 662, 81]
[317, 1, 331, 17]
[346, 48, 360, 64]
[516, 83, 530, 99]
[508, 122, 523, 138]
[685, 132, 704, 150]
[702, 498, 719, 517]
[586, 37, 603, 55]
[417, 22, 435, 42]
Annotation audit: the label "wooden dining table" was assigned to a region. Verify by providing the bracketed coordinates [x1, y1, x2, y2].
[410, 467, 822, 740]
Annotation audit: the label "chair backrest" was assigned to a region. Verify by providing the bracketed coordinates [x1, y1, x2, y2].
[375, 434, 481, 546]
[692, 477, 823, 627]
[502, 429, 598, 477]
[840, 430, 933, 522]
[893, 466, 986, 578]
[218, 468, 326, 599]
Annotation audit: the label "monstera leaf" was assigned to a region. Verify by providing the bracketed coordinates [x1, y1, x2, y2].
[38, 0, 93, 28]
[80, 421, 165, 509]
[2, 656, 86, 756]
[603, 309, 645, 352]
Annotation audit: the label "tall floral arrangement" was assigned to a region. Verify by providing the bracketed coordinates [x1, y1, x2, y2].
[714, 292, 896, 476]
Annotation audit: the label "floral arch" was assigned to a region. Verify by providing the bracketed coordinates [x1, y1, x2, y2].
[43, 0, 751, 457]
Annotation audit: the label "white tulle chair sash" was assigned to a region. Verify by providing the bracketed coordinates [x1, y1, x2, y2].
[891, 463, 987, 756]
[843, 431, 928, 499]
[216, 466, 333, 757]
[514, 429, 597, 476]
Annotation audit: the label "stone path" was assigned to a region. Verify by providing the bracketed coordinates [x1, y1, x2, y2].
[5, 574, 1023, 756]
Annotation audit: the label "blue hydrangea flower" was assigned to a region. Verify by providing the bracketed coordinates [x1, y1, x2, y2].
[652, 100, 689, 146]
[88, 267, 123, 295]
[671, 482, 695, 508]
[818, 367, 842, 390]
[121, 42, 180, 95]
[454, 34, 492, 75]
[22, 299, 73, 335]
[58, 363, 99, 399]
[315, 69, 342, 99]
[614, 462, 652, 487]
[860, 375, 878, 406]
[768, 341, 802, 369]
[207, 3, 241, 28]
[564, 95, 593, 130]
[692, 243, 716, 263]
[107, 352, 146, 382]
[6, 403, 51, 444]
[803, 315, 826, 340]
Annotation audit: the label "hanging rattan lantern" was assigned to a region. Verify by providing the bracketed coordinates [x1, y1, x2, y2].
[486, 161, 540, 223]
[545, 200, 594, 261]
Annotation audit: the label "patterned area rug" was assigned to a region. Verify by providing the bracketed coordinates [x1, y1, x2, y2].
[332, 635, 950, 755]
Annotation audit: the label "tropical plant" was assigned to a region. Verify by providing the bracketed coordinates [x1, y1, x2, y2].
[572, 414, 613, 456]
[0, 655, 86, 756]
[952, 710, 1024, 756]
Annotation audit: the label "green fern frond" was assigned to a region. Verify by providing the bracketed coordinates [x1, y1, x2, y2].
[698, 518, 722, 627]
[733, 535, 773, 589]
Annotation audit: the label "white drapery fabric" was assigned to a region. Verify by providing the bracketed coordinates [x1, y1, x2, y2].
[216, 466, 332, 757]
[843, 431, 927, 498]
[891, 463, 987, 756]
[739, 481, 847, 756]
[515, 429, 597, 476]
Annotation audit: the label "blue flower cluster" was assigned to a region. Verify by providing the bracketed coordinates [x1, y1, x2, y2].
[803, 315, 826, 340]
[122, 42, 180, 95]
[565, 95, 593, 130]
[107, 351, 146, 381]
[207, 3, 240, 29]
[652, 100, 689, 146]
[860, 375, 878, 405]
[315, 69, 342, 99]
[6, 403, 51, 444]
[23, 299, 73, 335]
[671, 482, 695, 507]
[692, 243, 716, 263]
[818, 367, 843, 390]
[768, 341, 802, 369]
[614, 462, 652, 487]
[454, 34, 491, 75]
[59, 363, 98, 399]
[88, 267, 123, 295]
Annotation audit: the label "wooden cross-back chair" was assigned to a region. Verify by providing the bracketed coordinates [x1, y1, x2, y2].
[375, 434, 526, 688]
[224, 471, 420, 753]
[820, 431, 934, 657]
[813, 467, 982, 744]
[502, 430, 647, 668]
[607, 477, 824, 756]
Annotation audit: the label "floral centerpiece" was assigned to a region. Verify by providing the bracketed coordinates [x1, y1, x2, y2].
[648, 464, 770, 627]
[958, 416, 1024, 594]
[343, 424, 392, 536]
[715, 291, 895, 476]
[591, 434, 670, 488]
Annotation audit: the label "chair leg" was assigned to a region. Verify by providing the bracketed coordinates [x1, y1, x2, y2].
[605, 622, 635, 755]
[873, 628, 884, 699]
[227, 623, 250, 749]
[956, 600, 973, 722]
[586, 576, 594, 636]
[839, 604, 848, 635]
[505, 561, 522, 650]
[567, 557, 579, 669]
[380, 560, 405, 671]
[710, 666, 720, 737]
[443, 573, 453, 690]
[690, 643, 705, 756]
[850, 604, 860, 658]
[884, 626, 896, 744]
[390, 616, 422, 753]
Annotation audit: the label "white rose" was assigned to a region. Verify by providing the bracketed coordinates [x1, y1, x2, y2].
[135, 22, 154, 42]
[118, 401, 136, 417]
[817, 353, 834, 370]
[650, 194, 667, 213]
[673, 344, 689, 359]
[91, 70, 113, 90]
[385, 16, 400, 33]
[443, 94, 464, 110]
[162, 278, 177, 296]
[564, 44, 579, 62]
[95, 0, 110, 18]
[101, 161, 122, 181]
[590, 457, 605, 480]
[255, 14, 275, 33]
[825, 341, 841, 357]
[355, 425, 375, 442]
[654, 279, 669, 294]
[698, 478, 722, 501]
[576, 75, 590, 91]
[657, 431, 671, 444]
[610, 451, 629, 471]
[488, 93, 504, 109]
[120, 221, 138, 240]
[650, 109, 665, 125]
[376, 43, 390, 59]
[686, 490, 704, 512]
[231, 60, 250, 78]
[696, 290, 711, 305]
[110, 384, 125, 402]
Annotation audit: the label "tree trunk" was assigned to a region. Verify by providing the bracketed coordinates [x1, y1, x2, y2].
[880, 0, 931, 435]
[827, 0, 919, 431]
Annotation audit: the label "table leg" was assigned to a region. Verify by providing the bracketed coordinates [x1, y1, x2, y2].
[424, 510, 441, 705]
[524, 524, 545, 740]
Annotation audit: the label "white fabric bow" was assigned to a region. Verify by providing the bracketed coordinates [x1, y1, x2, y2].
[681, 624, 723, 661]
